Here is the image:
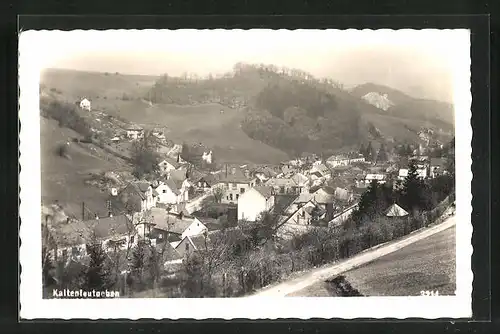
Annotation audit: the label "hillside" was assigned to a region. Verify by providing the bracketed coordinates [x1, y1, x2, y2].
[144, 64, 454, 156]
[41, 66, 455, 163]
[40, 116, 131, 219]
[350, 82, 455, 127]
[40, 68, 158, 102]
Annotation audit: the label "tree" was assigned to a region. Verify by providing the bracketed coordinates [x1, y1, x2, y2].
[131, 131, 160, 178]
[376, 143, 388, 163]
[400, 162, 427, 212]
[212, 185, 225, 204]
[359, 143, 365, 156]
[364, 141, 376, 162]
[130, 240, 147, 287]
[83, 236, 114, 291]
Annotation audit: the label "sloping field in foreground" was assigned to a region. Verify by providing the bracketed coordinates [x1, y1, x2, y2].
[289, 225, 455, 297]
[250, 215, 456, 297]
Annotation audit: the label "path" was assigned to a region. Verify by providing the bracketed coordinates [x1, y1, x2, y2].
[248, 215, 456, 297]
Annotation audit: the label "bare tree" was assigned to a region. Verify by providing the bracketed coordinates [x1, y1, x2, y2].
[212, 185, 225, 204]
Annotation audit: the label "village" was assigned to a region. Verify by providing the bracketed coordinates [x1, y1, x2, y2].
[41, 97, 455, 298]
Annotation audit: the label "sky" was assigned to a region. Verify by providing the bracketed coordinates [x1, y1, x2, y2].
[25, 29, 470, 102]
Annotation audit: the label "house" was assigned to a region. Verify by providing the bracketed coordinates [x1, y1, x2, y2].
[365, 173, 386, 184]
[333, 187, 353, 203]
[126, 125, 144, 140]
[290, 173, 309, 193]
[155, 179, 184, 205]
[175, 234, 209, 258]
[167, 170, 191, 203]
[430, 157, 447, 178]
[237, 186, 275, 221]
[385, 203, 409, 217]
[181, 218, 209, 240]
[253, 166, 278, 183]
[148, 207, 199, 243]
[326, 154, 350, 168]
[398, 168, 427, 180]
[202, 151, 213, 164]
[312, 186, 336, 208]
[398, 168, 408, 181]
[114, 182, 158, 213]
[310, 163, 331, 180]
[191, 173, 217, 191]
[79, 98, 91, 111]
[215, 166, 257, 204]
[279, 199, 326, 226]
[158, 157, 182, 174]
[265, 178, 300, 195]
[328, 203, 359, 228]
[47, 214, 136, 262]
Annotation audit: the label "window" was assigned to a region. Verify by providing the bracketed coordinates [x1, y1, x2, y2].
[158, 233, 163, 239]
[130, 235, 135, 244]
[236, 194, 239, 200]
[280, 186, 285, 193]
[62, 249, 68, 259]
[240, 188, 245, 194]
[301, 211, 305, 218]
[229, 194, 233, 201]
[185, 242, 190, 251]
[231, 183, 237, 189]
[71, 247, 79, 256]
[163, 189, 166, 193]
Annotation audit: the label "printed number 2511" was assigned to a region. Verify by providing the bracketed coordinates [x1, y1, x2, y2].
[420, 290, 439, 296]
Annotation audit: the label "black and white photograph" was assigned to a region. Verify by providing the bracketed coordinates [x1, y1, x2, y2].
[19, 28, 472, 319]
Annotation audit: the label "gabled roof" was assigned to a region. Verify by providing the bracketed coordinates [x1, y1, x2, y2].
[50, 215, 133, 247]
[159, 157, 181, 169]
[294, 193, 313, 203]
[334, 187, 351, 201]
[385, 203, 409, 217]
[163, 178, 180, 195]
[265, 178, 297, 187]
[169, 169, 188, 182]
[150, 207, 195, 234]
[253, 186, 274, 199]
[313, 187, 336, 204]
[291, 173, 309, 186]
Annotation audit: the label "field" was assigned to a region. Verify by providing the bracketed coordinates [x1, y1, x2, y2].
[40, 68, 157, 101]
[40, 116, 131, 218]
[291, 225, 456, 297]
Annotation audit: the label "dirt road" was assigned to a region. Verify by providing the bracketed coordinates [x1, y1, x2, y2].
[248, 215, 456, 297]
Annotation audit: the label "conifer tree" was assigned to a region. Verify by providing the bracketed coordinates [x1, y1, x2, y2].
[376, 143, 388, 163]
[83, 236, 114, 291]
[400, 162, 427, 212]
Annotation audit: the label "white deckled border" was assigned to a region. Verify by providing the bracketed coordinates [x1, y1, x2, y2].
[19, 29, 472, 319]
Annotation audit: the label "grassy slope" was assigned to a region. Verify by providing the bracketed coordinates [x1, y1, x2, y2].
[40, 116, 130, 218]
[97, 101, 290, 164]
[343, 225, 456, 296]
[290, 225, 455, 297]
[40, 68, 157, 101]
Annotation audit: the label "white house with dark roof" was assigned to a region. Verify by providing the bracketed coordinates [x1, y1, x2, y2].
[126, 125, 144, 140]
[158, 157, 182, 174]
[155, 179, 183, 205]
[115, 182, 157, 212]
[79, 98, 91, 111]
[237, 186, 275, 221]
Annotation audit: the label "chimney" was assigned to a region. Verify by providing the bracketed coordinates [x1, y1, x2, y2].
[231, 167, 236, 175]
[95, 215, 99, 220]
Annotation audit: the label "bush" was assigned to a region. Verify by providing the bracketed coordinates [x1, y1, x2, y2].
[56, 143, 69, 158]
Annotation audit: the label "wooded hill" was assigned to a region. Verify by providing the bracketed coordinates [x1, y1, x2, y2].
[146, 63, 454, 157]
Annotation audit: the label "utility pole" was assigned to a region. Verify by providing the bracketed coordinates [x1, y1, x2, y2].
[82, 202, 85, 221]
